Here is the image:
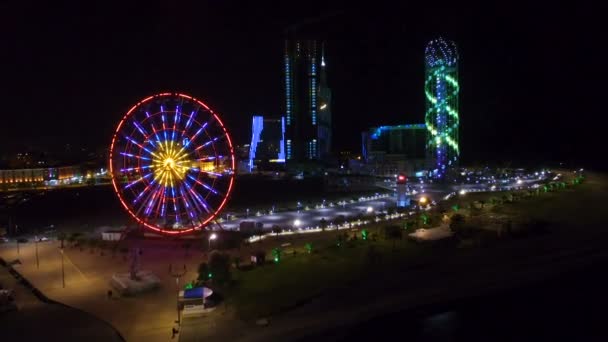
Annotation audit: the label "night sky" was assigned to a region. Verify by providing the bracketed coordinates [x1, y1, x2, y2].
[1, 2, 605, 169]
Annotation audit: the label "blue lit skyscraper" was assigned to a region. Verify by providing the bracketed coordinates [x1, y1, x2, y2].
[284, 40, 331, 162]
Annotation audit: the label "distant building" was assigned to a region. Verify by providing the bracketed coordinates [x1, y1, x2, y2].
[362, 124, 427, 176]
[0, 166, 81, 187]
[248, 115, 286, 172]
[284, 40, 331, 162]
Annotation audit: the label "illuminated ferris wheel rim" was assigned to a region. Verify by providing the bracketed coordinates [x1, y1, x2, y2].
[109, 92, 235, 235]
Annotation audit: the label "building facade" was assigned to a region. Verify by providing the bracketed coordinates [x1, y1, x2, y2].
[362, 124, 427, 176]
[284, 40, 331, 162]
[248, 115, 286, 172]
[424, 37, 460, 178]
[0, 166, 81, 187]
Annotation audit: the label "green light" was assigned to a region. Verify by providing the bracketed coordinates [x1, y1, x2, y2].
[361, 229, 368, 240]
[272, 247, 282, 263]
[305, 243, 313, 254]
[425, 38, 459, 175]
[208, 273, 213, 279]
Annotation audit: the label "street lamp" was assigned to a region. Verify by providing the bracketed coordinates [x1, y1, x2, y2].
[169, 264, 187, 324]
[208, 233, 217, 251]
[59, 247, 65, 288]
[34, 235, 39, 270]
[419, 196, 428, 207]
[294, 219, 301, 227]
[366, 206, 373, 214]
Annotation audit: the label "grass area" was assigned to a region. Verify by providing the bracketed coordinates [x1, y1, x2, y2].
[220, 171, 595, 320]
[229, 235, 430, 319]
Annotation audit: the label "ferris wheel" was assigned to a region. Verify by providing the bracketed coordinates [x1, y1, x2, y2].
[109, 92, 235, 234]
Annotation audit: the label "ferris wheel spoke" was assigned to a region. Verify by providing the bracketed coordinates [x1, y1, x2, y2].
[124, 172, 153, 189]
[172, 120, 211, 159]
[120, 152, 152, 161]
[186, 174, 224, 197]
[124, 136, 158, 158]
[189, 166, 224, 177]
[120, 165, 153, 173]
[185, 122, 209, 147]
[149, 123, 163, 146]
[133, 121, 149, 137]
[132, 179, 157, 205]
[179, 184, 211, 224]
[183, 178, 214, 214]
[171, 187, 179, 224]
[143, 186, 162, 217]
[171, 105, 180, 141]
[159, 187, 168, 218]
[194, 135, 224, 152]
[184, 110, 197, 130]
[174, 134, 226, 163]
[177, 186, 197, 221]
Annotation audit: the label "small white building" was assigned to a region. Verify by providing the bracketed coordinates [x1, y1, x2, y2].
[101, 230, 123, 241]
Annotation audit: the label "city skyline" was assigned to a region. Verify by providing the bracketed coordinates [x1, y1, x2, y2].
[0, 3, 604, 170]
[1, 3, 607, 341]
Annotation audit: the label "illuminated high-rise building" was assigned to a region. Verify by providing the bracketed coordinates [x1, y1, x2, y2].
[362, 124, 427, 176]
[424, 37, 459, 178]
[248, 115, 286, 172]
[284, 40, 331, 162]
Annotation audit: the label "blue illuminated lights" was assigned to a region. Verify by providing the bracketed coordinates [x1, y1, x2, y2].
[249, 116, 264, 172]
[370, 124, 426, 140]
[248, 115, 286, 171]
[279, 117, 286, 161]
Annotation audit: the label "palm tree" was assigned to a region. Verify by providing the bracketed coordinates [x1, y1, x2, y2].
[383, 225, 402, 251]
[271, 225, 282, 236]
[57, 231, 67, 249]
[233, 256, 241, 270]
[319, 218, 328, 231]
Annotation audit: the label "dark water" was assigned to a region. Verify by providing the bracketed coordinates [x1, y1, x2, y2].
[325, 262, 608, 342]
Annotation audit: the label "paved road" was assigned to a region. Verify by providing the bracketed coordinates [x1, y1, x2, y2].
[218, 177, 535, 231]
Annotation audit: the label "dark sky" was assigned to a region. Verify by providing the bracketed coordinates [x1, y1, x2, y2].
[0, 2, 606, 169]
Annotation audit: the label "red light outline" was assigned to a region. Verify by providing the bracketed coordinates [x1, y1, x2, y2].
[109, 92, 236, 235]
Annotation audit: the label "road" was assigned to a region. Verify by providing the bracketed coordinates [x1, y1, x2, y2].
[218, 176, 540, 232]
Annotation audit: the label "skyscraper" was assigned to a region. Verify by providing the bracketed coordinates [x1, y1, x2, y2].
[424, 37, 460, 178]
[284, 40, 331, 162]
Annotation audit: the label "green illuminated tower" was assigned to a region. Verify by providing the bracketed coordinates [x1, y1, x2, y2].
[424, 37, 459, 178]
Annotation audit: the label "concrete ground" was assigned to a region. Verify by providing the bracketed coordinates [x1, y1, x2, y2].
[0, 261, 122, 341]
[0, 240, 210, 341]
